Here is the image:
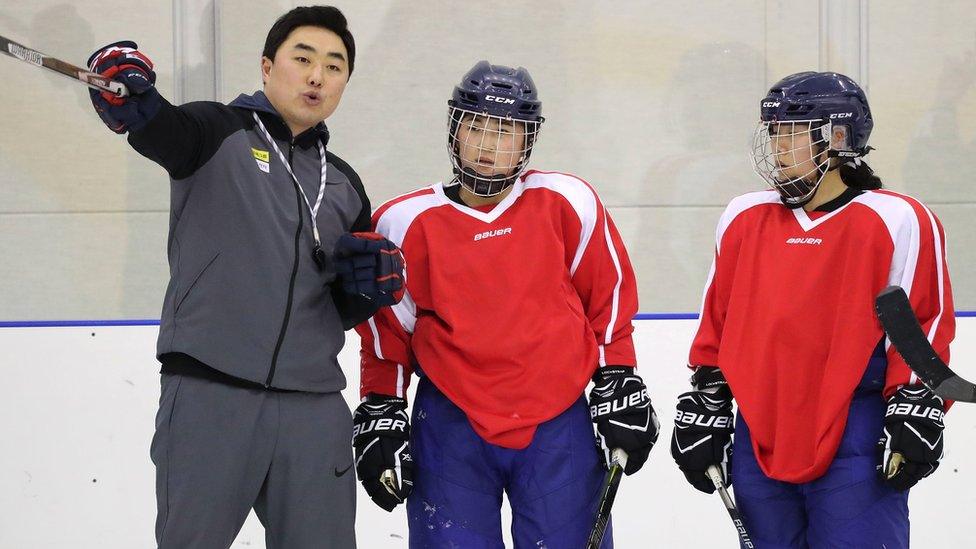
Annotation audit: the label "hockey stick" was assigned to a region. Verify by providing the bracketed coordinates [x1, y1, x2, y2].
[875, 285, 976, 402]
[706, 465, 754, 549]
[585, 448, 627, 549]
[0, 34, 128, 97]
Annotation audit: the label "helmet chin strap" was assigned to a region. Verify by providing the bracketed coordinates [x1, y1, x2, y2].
[456, 166, 517, 198]
[778, 182, 818, 209]
[777, 146, 839, 209]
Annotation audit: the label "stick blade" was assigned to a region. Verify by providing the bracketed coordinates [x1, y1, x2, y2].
[876, 285, 976, 402]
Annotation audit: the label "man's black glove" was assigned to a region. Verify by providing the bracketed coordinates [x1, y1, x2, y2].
[352, 393, 413, 511]
[589, 366, 659, 475]
[333, 232, 404, 307]
[879, 385, 945, 491]
[671, 366, 734, 494]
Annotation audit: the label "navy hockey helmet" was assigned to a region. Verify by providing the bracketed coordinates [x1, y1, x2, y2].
[751, 71, 874, 207]
[447, 61, 545, 197]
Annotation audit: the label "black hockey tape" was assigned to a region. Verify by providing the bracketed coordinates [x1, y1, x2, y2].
[876, 285, 976, 402]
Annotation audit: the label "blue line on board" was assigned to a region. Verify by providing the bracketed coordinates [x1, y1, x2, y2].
[3, 312, 976, 328]
[0, 319, 161, 328]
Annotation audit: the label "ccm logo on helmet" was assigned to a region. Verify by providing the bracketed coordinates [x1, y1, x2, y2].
[829, 112, 853, 119]
[485, 95, 516, 105]
[762, 101, 780, 108]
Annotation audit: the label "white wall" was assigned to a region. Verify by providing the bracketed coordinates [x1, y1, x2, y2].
[1, 320, 972, 548]
[3, 1, 976, 320]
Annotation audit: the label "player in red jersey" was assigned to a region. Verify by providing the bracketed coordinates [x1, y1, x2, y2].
[349, 61, 659, 547]
[670, 71, 955, 547]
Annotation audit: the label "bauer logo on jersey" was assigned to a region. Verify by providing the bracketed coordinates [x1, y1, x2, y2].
[786, 237, 823, 245]
[474, 227, 512, 242]
[251, 148, 270, 173]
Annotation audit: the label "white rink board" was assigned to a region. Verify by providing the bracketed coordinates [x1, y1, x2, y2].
[1, 320, 974, 548]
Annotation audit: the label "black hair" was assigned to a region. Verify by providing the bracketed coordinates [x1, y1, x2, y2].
[839, 159, 883, 191]
[262, 6, 355, 77]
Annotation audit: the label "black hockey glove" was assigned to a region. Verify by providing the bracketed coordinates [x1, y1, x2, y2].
[878, 385, 945, 491]
[589, 366, 659, 475]
[671, 367, 734, 494]
[333, 232, 404, 307]
[352, 393, 414, 512]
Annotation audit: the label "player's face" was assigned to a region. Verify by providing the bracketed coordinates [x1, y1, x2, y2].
[770, 122, 824, 182]
[261, 26, 349, 137]
[455, 113, 528, 177]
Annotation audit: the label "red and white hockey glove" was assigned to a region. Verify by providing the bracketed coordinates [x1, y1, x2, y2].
[86, 41, 160, 133]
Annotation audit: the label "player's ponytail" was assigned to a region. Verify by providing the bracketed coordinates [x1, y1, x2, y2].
[839, 159, 883, 190]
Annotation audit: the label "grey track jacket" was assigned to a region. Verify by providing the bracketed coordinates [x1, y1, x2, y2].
[128, 90, 377, 392]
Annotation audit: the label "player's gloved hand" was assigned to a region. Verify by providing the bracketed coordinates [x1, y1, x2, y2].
[334, 232, 404, 307]
[589, 366, 659, 475]
[671, 366, 734, 494]
[86, 41, 160, 134]
[352, 393, 413, 512]
[878, 385, 945, 491]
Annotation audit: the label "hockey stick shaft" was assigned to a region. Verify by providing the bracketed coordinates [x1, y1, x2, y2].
[706, 465, 754, 549]
[0, 34, 128, 97]
[875, 285, 976, 402]
[585, 449, 628, 549]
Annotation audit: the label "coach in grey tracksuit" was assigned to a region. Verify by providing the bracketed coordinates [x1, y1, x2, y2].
[87, 7, 382, 549]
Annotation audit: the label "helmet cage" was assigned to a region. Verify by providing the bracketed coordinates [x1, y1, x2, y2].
[752, 118, 834, 206]
[447, 103, 543, 197]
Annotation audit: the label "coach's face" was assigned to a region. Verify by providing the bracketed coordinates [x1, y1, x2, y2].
[262, 25, 349, 137]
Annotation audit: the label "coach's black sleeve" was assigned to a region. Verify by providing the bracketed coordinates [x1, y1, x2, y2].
[127, 97, 242, 180]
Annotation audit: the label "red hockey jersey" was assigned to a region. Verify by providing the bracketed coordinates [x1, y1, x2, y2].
[356, 170, 638, 449]
[690, 189, 954, 483]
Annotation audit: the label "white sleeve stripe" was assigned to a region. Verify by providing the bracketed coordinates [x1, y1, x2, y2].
[598, 345, 607, 367]
[396, 364, 404, 398]
[858, 192, 947, 385]
[367, 315, 408, 397]
[602, 207, 624, 346]
[691, 256, 718, 343]
[521, 172, 598, 276]
[375, 193, 435, 336]
[909, 200, 946, 386]
[391, 289, 417, 334]
[571, 211, 597, 276]
[852, 192, 921, 294]
[919, 203, 946, 344]
[367, 317, 384, 360]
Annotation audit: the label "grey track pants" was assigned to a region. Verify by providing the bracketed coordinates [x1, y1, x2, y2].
[151, 373, 356, 548]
